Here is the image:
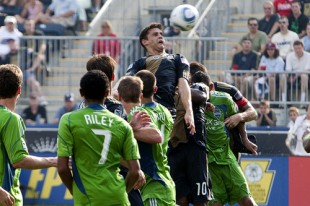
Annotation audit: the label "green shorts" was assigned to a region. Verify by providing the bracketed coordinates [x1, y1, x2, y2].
[141, 179, 176, 206]
[209, 161, 251, 205]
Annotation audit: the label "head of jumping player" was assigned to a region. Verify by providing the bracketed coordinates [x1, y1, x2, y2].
[139, 23, 165, 55]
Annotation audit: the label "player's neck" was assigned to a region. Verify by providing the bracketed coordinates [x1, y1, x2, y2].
[84, 100, 104, 106]
[141, 97, 153, 104]
[123, 102, 140, 114]
[0, 98, 17, 111]
[147, 49, 165, 56]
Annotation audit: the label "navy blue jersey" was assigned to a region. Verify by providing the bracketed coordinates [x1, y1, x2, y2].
[104, 97, 126, 119]
[126, 53, 190, 108]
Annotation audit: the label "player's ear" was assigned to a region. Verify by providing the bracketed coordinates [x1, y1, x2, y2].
[111, 73, 115, 81]
[142, 39, 148, 47]
[104, 90, 109, 97]
[209, 82, 214, 91]
[153, 86, 157, 94]
[17, 86, 21, 95]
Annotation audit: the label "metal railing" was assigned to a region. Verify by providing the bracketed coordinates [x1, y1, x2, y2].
[223, 70, 310, 109]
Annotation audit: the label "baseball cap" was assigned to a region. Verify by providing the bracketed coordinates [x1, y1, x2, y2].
[266, 42, 276, 49]
[4, 16, 16, 24]
[64, 93, 75, 102]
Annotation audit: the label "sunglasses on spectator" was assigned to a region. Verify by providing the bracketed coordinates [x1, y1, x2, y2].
[249, 23, 258, 27]
[264, 7, 272, 10]
[279, 21, 287, 24]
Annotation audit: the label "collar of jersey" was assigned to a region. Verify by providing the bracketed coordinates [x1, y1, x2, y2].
[87, 103, 106, 110]
[144, 102, 156, 108]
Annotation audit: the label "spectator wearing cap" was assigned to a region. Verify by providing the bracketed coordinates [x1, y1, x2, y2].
[21, 94, 48, 125]
[234, 17, 268, 55]
[271, 16, 299, 60]
[285, 40, 310, 104]
[231, 37, 260, 100]
[255, 42, 285, 102]
[0, 15, 22, 64]
[52, 92, 78, 124]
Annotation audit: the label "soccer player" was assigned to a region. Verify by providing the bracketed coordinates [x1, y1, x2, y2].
[0, 64, 57, 206]
[118, 75, 176, 206]
[84, 54, 125, 118]
[0, 186, 14, 206]
[86, 54, 146, 206]
[193, 71, 257, 206]
[126, 22, 195, 134]
[169, 73, 212, 205]
[57, 70, 145, 205]
[135, 70, 176, 206]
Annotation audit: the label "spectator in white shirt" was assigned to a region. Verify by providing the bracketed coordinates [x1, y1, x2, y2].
[285, 40, 310, 103]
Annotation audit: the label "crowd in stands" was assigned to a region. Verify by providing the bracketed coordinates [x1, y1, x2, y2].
[227, 0, 310, 111]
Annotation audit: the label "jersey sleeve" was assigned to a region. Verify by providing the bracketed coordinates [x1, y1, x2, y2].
[57, 113, 73, 157]
[214, 81, 249, 110]
[174, 54, 190, 81]
[121, 122, 140, 161]
[225, 95, 238, 117]
[3, 114, 28, 164]
[126, 58, 146, 76]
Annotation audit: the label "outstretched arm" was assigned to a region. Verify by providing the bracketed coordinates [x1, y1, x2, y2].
[13, 155, 57, 169]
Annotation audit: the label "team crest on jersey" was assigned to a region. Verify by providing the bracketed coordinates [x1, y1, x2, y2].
[213, 108, 222, 120]
[114, 109, 121, 117]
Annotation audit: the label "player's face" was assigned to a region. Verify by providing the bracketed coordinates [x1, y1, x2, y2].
[145, 28, 165, 53]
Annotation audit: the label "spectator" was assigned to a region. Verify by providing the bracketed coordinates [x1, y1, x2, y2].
[259, 1, 279, 38]
[76, 0, 91, 31]
[231, 37, 259, 99]
[15, 0, 43, 24]
[0, 16, 22, 64]
[288, 106, 300, 131]
[271, 16, 299, 60]
[286, 104, 310, 156]
[20, 19, 46, 98]
[21, 94, 48, 125]
[302, 23, 310, 52]
[256, 99, 277, 126]
[92, 20, 121, 63]
[52, 92, 78, 124]
[300, 0, 310, 17]
[273, 0, 294, 17]
[288, 1, 309, 38]
[285, 40, 310, 103]
[34, 0, 79, 28]
[256, 42, 285, 101]
[235, 17, 268, 55]
[1, 0, 17, 6]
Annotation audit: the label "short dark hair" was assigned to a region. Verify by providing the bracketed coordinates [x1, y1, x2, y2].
[190, 61, 208, 76]
[139, 23, 163, 50]
[247, 17, 258, 25]
[136, 70, 156, 98]
[0, 64, 23, 99]
[80, 70, 109, 101]
[118, 76, 143, 103]
[293, 39, 304, 47]
[86, 54, 116, 81]
[191, 71, 212, 86]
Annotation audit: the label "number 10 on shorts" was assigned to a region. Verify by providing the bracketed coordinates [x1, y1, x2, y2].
[196, 182, 207, 196]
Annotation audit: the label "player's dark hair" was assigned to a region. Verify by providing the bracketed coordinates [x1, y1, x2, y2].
[191, 71, 211, 86]
[86, 54, 116, 81]
[80, 70, 109, 101]
[190, 61, 208, 76]
[0, 64, 23, 98]
[139, 22, 163, 50]
[118, 76, 143, 103]
[136, 70, 156, 98]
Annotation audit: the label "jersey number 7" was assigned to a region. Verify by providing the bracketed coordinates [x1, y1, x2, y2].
[92, 129, 112, 165]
